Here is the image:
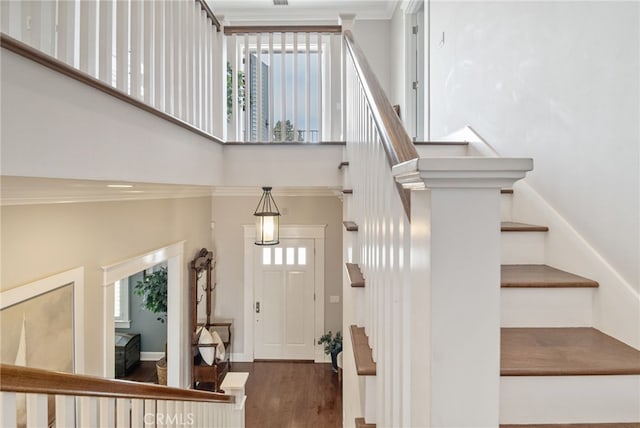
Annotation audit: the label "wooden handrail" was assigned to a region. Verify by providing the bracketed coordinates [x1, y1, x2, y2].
[224, 25, 342, 35]
[195, 0, 222, 32]
[1, 33, 225, 146]
[0, 364, 234, 403]
[343, 30, 418, 218]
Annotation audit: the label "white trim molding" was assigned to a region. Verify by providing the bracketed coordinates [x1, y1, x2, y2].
[0, 267, 85, 374]
[102, 241, 187, 388]
[140, 352, 165, 361]
[243, 224, 327, 362]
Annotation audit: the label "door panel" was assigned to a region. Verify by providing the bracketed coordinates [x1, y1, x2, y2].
[254, 239, 315, 360]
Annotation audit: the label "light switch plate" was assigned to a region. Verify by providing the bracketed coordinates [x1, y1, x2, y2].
[329, 295, 340, 303]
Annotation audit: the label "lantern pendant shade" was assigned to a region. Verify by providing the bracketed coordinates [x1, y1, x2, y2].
[254, 187, 281, 245]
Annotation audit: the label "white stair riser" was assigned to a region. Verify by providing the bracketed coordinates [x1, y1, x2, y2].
[501, 288, 594, 327]
[501, 194, 512, 222]
[500, 375, 640, 424]
[501, 232, 545, 264]
[416, 145, 468, 158]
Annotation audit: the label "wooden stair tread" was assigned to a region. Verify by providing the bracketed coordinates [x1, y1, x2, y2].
[342, 189, 353, 194]
[501, 424, 640, 428]
[355, 417, 376, 428]
[350, 325, 376, 376]
[339, 161, 350, 169]
[501, 221, 549, 232]
[501, 188, 514, 194]
[345, 263, 365, 287]
[413, 141, 468, 146]
[501, 265, 599, 288]
[343, 221, 359, 232]
[501, 327, 640, 376]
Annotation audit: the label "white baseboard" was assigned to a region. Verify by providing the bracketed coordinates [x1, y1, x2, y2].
[140, 352, 164, 361]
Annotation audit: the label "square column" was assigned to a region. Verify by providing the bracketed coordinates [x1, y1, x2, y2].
[393, 157, 533, 427]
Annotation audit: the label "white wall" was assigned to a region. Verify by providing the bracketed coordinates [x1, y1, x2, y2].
[211, 195, 343, 358]
[429, 1, 640, 291]
[353, 19, 392, 96]
[1, 197, 213, 376]
[222, 145, 343, 188]
[389, 5, 408, 123]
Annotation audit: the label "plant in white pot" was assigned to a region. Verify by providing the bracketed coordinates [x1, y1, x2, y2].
[134, 266, 168, 384]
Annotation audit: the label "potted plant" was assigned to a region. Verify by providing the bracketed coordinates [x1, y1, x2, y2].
[318, 330, 342, 373]
[134, 266, 168, 384]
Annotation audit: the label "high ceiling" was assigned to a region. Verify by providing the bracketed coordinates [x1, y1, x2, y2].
[208, 0, 399, 22]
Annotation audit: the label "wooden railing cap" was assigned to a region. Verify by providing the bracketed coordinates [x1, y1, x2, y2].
[0, 364, 234, 404]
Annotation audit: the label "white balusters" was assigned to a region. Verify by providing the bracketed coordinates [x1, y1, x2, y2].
[344, 46, 414, 427]
[130, 0, 143, 100]
[1, 392, 17, 428]
[26, 393, 47, 427]
[98, 0, 114, 85]
[79, 0, 98, 77]
[99, 396, 115, 427]
[57, 0, 77, 66]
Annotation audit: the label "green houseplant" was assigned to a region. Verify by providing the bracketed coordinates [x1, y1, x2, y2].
[134, 267, 168, 323]
[318, 330, 342, 372]
[134, 266, 168, 383]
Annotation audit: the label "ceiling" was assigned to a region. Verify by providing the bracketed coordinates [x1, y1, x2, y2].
[208, 0, 399, 22]
[0, 177, 215, 206]
[0, 177, 339, 206]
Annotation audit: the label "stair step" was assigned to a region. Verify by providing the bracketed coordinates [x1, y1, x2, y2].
[501, 221, 549, 232]
[355, 417, 376, 428]
[501, 265, 599, 288]
[349, 325, 376, 376]
[345, 263, 365, 287]
[339, 161, 350, 169]
[343, 221, 359, 232]
[502, 232, 545, 265]
[342, 188, 353, 194]
[501, 328, 640, 376]
[501, 424, 640, 428]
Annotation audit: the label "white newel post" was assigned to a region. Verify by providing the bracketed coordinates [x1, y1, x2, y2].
[393, 157, 532, 427]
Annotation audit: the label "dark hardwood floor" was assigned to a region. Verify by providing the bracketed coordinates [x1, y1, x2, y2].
[231, 362, 342, 428]
[120, 360, 342, 427]
[119, 360, 158, 383]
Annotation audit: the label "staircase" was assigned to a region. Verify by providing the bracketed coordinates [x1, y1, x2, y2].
[498, 187, 640, 424]
[341, 135, 640, 426]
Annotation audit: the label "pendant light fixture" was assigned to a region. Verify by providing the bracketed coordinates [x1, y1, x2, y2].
[254, 187, 281, 245]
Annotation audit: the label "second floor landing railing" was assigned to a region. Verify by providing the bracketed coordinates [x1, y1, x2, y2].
[0, 363, 242, 427]
[1, 0, 224, 141]
[224, 25, 343, 143]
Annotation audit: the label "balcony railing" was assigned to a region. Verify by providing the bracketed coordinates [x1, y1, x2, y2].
[1, 0, 224, 139]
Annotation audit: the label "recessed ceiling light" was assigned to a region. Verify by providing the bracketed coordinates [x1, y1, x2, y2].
[273, 0, 288, 5]
[107, 184, 134, 188]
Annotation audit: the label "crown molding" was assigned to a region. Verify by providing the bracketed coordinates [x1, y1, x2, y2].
[211, 186, 341, 197]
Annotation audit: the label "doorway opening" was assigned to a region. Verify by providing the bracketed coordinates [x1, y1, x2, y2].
[102, 241, 187, 387]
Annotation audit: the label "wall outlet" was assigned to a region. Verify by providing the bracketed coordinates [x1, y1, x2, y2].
[329, 295, 340, 303]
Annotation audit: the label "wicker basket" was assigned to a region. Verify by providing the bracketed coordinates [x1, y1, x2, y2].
[156, 357, 167, 385]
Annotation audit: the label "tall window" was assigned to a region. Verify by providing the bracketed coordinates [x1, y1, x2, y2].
[228, 32, 335, 143]
[114, 279, 130, 328]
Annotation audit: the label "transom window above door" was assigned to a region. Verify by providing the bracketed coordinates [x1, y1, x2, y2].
[262, 247, 307, 266]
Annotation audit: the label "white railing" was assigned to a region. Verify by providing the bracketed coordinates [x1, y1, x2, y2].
[0, 0, 223, 136]
[0, 364, 246, 428]
[343, 28, 533, 427]
[224, 26, 342, 143]
[343, 29, 416, 428]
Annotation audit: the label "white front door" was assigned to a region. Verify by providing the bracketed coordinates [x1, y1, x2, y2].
[254, 239, 315, 360]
